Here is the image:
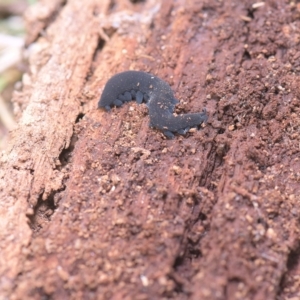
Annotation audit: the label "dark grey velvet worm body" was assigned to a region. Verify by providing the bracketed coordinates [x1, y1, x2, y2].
[98, 71, 208, 138]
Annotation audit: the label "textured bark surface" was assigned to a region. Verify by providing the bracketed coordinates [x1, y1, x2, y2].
[1, 0, 300, 299]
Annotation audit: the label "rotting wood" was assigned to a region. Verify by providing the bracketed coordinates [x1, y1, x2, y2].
[0, 0, 110, 297]
[1, 0, 300, 299]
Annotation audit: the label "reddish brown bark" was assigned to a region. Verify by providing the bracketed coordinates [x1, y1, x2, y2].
[1, 0, 300, 299]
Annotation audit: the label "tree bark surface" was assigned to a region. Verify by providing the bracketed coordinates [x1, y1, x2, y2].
[1, 0, 300, 299]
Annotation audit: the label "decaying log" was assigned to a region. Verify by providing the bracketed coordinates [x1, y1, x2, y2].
[1, 0, 300, 299]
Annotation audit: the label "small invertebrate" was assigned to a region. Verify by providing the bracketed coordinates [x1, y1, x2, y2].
[98, 71, 208, 138]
